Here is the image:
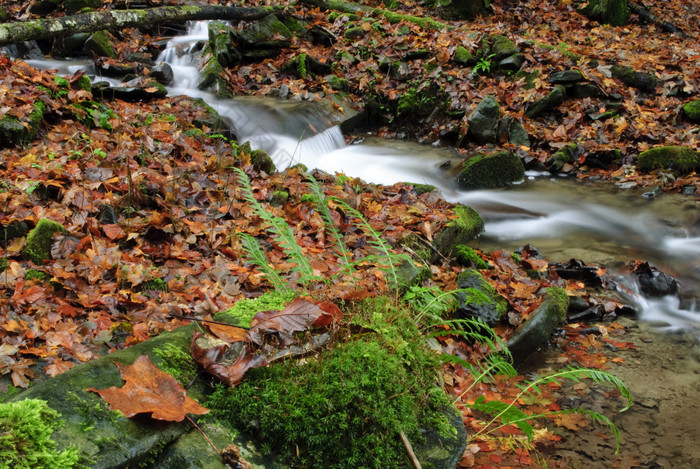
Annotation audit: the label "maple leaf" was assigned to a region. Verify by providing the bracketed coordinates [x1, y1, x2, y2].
[86, 355, 208, 421]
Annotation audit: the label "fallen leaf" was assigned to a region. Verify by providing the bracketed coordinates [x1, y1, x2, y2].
[86, 355, 208, 421]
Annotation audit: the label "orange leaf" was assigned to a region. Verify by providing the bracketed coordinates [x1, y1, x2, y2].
[86, 355, 208, 421]
[102, 224, 125, 240]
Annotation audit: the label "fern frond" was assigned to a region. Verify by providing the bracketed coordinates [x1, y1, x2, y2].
[239, 233, 289, 291]
[306, 175, 354, 269]
[328, 196, 409, 286]
[234, 168, 317, 286]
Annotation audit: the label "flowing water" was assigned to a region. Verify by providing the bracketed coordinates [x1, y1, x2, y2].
[23, 21, 700, 335]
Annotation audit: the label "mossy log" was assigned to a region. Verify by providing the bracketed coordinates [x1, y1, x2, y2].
[300, 0, 449, 30]
[0, 5, 281, 47]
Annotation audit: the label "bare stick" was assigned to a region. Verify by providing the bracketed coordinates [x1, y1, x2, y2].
[400, 430, 422, 469]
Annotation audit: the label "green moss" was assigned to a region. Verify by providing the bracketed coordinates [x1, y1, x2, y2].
[637, 146, 699, 174]
[208, 297, 453, 468]
[136, 278, 168, 292]
[379, 10, 449, 29]
[682, 100, 700, 122]
[453, 46, 475, 65]
[0, 257, 9, 273]
[64, 0, 101, 14]
[580, 0, 630, 26]
[0, 399, 80, 468]
[24, 269, 51, 282]
[456, 150, 525, 189]
[409, 183, 437, 195]
[546, 286, 570, 316]
[250, 149, 275, 173]
[23, 219, 66, 265]
[454, 245, 490, 269]
[82, 30, 116, 59]
[216, 290, 297, 328]
[270, 190, 289, 206]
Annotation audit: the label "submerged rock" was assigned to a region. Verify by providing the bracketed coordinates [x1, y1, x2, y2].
[632, 262, 678, 297]
[456, 150, 525, 190]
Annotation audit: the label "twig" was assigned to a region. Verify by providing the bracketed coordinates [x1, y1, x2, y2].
[169, 313, 250, 330]
[400, 430, 422, 469]
[186, 415, 220, 455]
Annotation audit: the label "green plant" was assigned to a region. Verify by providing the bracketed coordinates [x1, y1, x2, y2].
[473, 53, 495, 75]
[69, 101, 117, 131]
[0, 398, 80, 468]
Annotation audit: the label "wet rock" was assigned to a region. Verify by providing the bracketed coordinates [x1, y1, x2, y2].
[545, 143, 579, 174]
[456, 150, 525, 190]
[94, 58, 144, 78]
[453, 45, 476, 66]
[580, 0, 630, 26]
[344, 26, 366, 40]
[611, 65, 657, 93]
[497, 53, 525, 72]
[415, 405, 467, 469]
[682, 99, 700, 123]
[432, 205, 484, 261]
[486, 34, 518, 60]
[30, 0, 60, 16]
[497, 115, 530, 148]
[93, 78, 168, 102]
[506, 287, 569, 361]
[466, 95, 500, 144]
[583, 148, 622, 169]
[571, 82, 601, 98]
[3, 40, 45, 59]
[455, 269, 509, 326]
[325, 74, 349, 91]
[208, 21, 240, 68]
[526, 85, 566, 118]
[548, 70, 586, 85]
[0, 100, 46, 147]
[236, 13, 292, 52]
[83, 30, 117, 59]
[150, 63, 174, 86]
[395, 258, 431, 290]
[197, 56, 233, 98]
[632, 262, 678, 297]
[64, 0, 102, 15]
[444, 0, 490, 20]
[190, 98, 229, 133]
[637, 145, 699, 174]
[51, 33, 91, 58]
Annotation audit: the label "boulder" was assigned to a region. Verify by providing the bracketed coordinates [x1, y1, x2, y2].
[497, 115, 530, 148]
[455, 269, 509, 326]
[453, 45, 476, 66]
[94, 58, 144, 78]
[445, 0, 490, 20]
[548, 70, 585, 85]
[682, 99, 700, 122]
[64, 0, 102, 14]
[456, 150, 525, 190]
[486, 34, 518, 60]
[23, 218, 66, 265]
[611, 65, 657, 93]
[0, 100, 46, 147]
[150, 63, 174, 86]
[92, 78, 168, 102]
[466, 95, 500, 144]
[506, 287, 569, 362]
[197, 56, 233, 99]
[432, 205, 484, 260]
[497, 53, 525, 72]
[83, 30, 116, 59]
[545, 143, 578, 174]
[235, 13, 292, 59]
[632, 262, 678, 297]
[580, 0, 630, 26]
[525, 85, 566, 118]
[637, 145, 699, 174]
[208, 21, 240, 68]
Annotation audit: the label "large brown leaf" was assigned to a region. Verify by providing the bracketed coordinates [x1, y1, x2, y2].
[190, 331, 267, 386]
[248, 297, 329, 346]
[86, 355, 208, 421]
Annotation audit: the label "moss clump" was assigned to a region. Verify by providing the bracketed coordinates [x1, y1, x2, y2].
[611, 65, 657, 93]
[153, 343, 197, 386]
[453, 46, 475, 66]
[396, 82, 447, 120]
[0, 258, 9, 273]
[454, 245, 490, 269]
[0, 101, 46, 147]
[82, 30, 116, 58]
[682, 100, 700, 122]
[23, 219, 66, 265]
[24, 269, 51, 282]
[637, 146, 699, 174]
[136, 278, 168, 292]
[208, 297, 453, 468]
[432, 205, 484, 260]
[580, 0, 630, 26]
[216, 290, 297, 328]
[270, 190, 289, 206]
[250, 149, 275, 173]
[410, 183, 437, 195]
[0, 399, 80, 468]
[456, 150, 525, 190]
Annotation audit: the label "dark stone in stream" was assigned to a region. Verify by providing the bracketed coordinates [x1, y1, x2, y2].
[150, 63, 174, 86]
[94, 58, 144, 78]
[632, 261, 678, 297]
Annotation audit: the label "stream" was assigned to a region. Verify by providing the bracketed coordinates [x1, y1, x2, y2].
[16, 19, 700, 468]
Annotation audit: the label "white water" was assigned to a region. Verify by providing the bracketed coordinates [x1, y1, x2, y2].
[25, 21, 700, 334]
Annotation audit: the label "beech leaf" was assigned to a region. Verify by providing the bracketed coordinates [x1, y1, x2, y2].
[86, 355, 208, 421]
[248, 297, 327, 346]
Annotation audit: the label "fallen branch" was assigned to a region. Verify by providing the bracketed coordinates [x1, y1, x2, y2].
[400, 430, 422, 469]
[300, 0, 449, 30]
[0, 5, 282, 47]
[628, 1, 688, 37]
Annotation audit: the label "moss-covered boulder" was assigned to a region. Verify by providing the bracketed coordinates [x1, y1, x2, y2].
[82, 30, 116, 59]
[197, 56, 233, 99]
[432, 205, 484, 260]
[580, 0, 630, 26]
[525, 85, 566, 118]
[0, 101, 46, 148]
[456, 150, 525, 190]
[506, 287, 569, 361]
[453, 45, 476, 66]
[454, 245, 490, 269]
[611, 65, 657, 93]
[23, 219, 66, 265]
[637, 146, 699, 174]
[250, 148, 275, 173]
[443, 0, 490, 20]
[208, 21, 240, 68]
[455, 269, 509, 326]
[682, 99, 700, 123]
[467, 95, 500, 144]
[235, 13, 292, 59]
[546, 143, 579, 174]
[486, 34, 519, 61]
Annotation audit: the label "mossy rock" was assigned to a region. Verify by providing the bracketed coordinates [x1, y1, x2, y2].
[0, 100, 46, 148]
[682, 100, 700, 123]
[525, 85, 566, 118]
[487, 34, 519, 60]
[637, 146, 699, 174]
[548, 70, 586, 84]
[506, 287, 569, 362]
[546, 143, 579, 173]
[344, 26, 366, 40]
[29, 0, 61, 16]
[432, 205, 484, 260]
[456, 150, 525, 190]
[250, 149, 275, 173]
[190, 98, 228, 132]
[208, 21, 239, 68]
[441, 0, 489, 20]
[82, 30, 116, 58]
[453, 46, 476, 66]
[235, 13, 292, 48]
[454, 245, 490, 269]
[394, 258, 432, 290]
[22, 219, 66, 265]
[455, 269, 509, 326]
[611, 65, 657, 93]
[197, 57, 233, 99]
[497, 115, 530, 148]
[64, 0, 102, 14]
[580, 0, 630, 26]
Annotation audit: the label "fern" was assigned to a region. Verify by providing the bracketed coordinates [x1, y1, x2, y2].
[234, 168, 319, 286]
[327, 196, 410, 287]
[239, 233, 289, 291]
[305, 175, 355, 276]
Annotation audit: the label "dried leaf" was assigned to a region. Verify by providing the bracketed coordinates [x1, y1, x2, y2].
[86, 355, 209, 421]
[248, 298, 326, 346]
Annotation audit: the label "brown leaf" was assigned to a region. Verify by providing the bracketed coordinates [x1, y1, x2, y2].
[102, 224, 125, 240]
[86, 355, 208, 421]
[190, 331, 267, 386]
[248, 298, 326, 346]
[206, 322, 250, 344]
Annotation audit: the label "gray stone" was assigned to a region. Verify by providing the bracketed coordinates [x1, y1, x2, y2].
[467, 95, 500, 144]
[525, 85, 566, 118]
[455, 269, 509, 326]
[151, 63, 174, 86]
[497, 53, 524, 72]
[497, 115, 530, 148]
[548, 70, 585, 84]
